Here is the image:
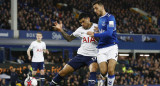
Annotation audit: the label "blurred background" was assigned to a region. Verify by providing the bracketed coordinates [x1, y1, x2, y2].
[0, 0, 160, 86]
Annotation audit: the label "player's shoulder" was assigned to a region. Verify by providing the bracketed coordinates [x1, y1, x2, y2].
[75, 26, 83, 32]
[41, 41, 46, 44]
[31, 40, 37, 44]
[102, 13, 115, 19]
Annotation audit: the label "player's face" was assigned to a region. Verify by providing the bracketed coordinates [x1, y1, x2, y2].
[36, 34, 42, 41]
[93, 4, 103, 16]
[79, 18, 90, 29]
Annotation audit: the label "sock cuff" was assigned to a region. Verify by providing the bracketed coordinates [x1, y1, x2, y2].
[57, 73, 63, 79]
[108, 75, 115, 78]
[41, 75, 45, 77]
[90, 72, 97, 75]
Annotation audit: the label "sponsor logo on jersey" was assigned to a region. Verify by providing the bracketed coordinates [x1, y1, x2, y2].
[109, 21, 114, 27]
[83, 37, 96, 43]
[37, 49, 43, 52]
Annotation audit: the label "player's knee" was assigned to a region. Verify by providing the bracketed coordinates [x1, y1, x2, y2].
[90, 66, 98, 72]
[89, 63, 98, 72]
[100, 70, 107, 77]
[59, 70, 67, 77]
[91, 68, 97, 72]
[108, 69, 115, 75]
[40, 70, 45, 75]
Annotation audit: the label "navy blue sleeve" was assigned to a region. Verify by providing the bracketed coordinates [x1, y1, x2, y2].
[94, 15, 115, 38]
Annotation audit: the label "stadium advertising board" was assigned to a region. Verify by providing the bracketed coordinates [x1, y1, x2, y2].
[19, 30, 64, 40]
[0, 64, 62, 74]
[0, 29, 13, 38]
[118, 34, 160, 50]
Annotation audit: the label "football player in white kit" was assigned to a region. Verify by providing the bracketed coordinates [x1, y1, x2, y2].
[50, 13, 98, 86]
[27, 32, 49, 86]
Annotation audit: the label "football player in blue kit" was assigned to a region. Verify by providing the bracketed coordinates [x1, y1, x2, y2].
[87, 1, 118, 86]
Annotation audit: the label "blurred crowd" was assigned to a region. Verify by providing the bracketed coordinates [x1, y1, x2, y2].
[0, 53, 160, 85]
[0, 0, 160, 34]
[115, 54, 160, 85]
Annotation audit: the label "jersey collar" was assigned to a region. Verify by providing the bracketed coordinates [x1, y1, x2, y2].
[100, 13, 108, 18]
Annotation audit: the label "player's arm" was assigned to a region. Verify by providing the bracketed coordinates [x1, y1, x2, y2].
[53, 21, 76, 42]
[94, 16, 115, 38]
[27, 48, 32, 60]
[43, 42, 49, 54]
[61, 30, 76, 42]
[43, 49, 49, 54]
[87, 16, 115, 38]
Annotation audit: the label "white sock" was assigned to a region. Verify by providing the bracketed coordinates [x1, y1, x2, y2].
[105, 73, 108, 78]
[108, 75, 115, 86]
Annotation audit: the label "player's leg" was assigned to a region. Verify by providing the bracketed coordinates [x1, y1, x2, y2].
[50, 64, 74, 86]
[97, 48, 110, 86]
[97, 53, 108, 77]
[39, 62, 45, 86]
[88, 62, 98, 86]
[50, 55, 85, 86]
[107, 45, 118, 86]
[107, 59, 117, 86]
[31, 62, 38, 76]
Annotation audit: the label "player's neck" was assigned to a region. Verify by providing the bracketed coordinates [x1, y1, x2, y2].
[36, 40, 41, 43]
[87, 22, 93, 29]
[101, 10, 107, 17]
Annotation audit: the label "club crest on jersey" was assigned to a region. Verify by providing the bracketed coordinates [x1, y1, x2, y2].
[102, 21, 106, 26]
[83, 37, 95, 43]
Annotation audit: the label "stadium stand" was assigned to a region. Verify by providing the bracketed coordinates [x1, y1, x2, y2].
[0, 0, 159, 34]
[0, 0, 160, 86]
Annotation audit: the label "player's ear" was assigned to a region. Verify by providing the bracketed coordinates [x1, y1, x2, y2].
[87, 17, 90, 22]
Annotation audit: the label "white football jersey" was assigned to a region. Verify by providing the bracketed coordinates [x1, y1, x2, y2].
[29, 41, 46, 62]
[72, 23, 98, 56]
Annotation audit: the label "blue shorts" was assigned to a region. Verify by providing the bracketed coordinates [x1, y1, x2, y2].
[31, 62, 45, 71]
[67, 54, 97, 71]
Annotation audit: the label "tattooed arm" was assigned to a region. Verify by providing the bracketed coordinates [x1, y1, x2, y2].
[60, 30, 76, 42]
[53, 21, 76, 42]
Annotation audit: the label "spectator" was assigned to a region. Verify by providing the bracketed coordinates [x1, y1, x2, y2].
[10, 68, 18, 86]
[17, 56, 24, 64]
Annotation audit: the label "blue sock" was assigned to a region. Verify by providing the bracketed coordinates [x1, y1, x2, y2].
[41, 75, 45, 86]
[88, 72, 96, 86]
[52, 74, 63, 84]
[108, 75, 115, 86]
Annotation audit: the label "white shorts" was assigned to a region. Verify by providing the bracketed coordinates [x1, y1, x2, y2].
[97, 44, 118, 64]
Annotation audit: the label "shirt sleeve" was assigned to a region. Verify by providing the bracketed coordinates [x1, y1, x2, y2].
[94, 15, 116, 38]
[43, 42, 46, 49]
[72, 28, 81, 37]
[29, 42, 34, 49]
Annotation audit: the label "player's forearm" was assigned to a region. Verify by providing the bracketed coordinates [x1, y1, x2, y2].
[43, 49, 49, 54]
[60, 30, 72, 42]
[27, 50, 31, 57]
[94, 29, 113, 38]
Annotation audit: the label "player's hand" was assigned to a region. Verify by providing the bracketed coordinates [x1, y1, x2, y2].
[94, 26, 99, 33]
[28, 56, 31, 61]
[52, 21, 63, 32]
[87, 31, 94, 37]
[46, 49, 49, 55]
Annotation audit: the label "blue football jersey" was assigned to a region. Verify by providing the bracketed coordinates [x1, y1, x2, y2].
[94, 13, 118, 48]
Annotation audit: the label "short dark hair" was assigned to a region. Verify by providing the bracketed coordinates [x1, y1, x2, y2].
[92, 0, 104, 6]
[37, 32, 42, 35]
[78, 13, 90, 20]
